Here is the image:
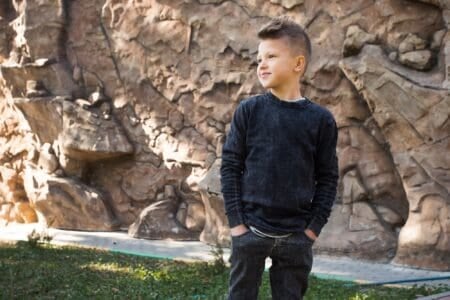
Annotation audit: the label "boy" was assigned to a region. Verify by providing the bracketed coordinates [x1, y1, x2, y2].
[220, 17, 339, 300]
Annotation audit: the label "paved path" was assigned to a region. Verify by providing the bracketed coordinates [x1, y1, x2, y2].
[1, 223, 450, 288]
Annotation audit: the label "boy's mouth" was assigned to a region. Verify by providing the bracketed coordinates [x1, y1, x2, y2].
[260, 72, 271, 78]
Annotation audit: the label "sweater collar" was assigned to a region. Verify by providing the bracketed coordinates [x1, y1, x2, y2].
[265, 92, 312, 109]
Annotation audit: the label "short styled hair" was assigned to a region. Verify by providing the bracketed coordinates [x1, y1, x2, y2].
[258, 16, 312, 67]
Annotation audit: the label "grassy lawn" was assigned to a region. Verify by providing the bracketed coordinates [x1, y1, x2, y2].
[0, 242, 449, 299]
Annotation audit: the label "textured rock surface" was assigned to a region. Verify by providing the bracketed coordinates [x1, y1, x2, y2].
[343, 25, 377, 57]
[0, 2, 9, 63]
[13, 96, 63, 143]
[23, 164, 118, 230]
[398, 50, 433, 70]
[61, 100, 134, 161]
[198, 159, 230, 245]
[0, 0, 449, 270]
[128, 185, 201, 240]
[340, 45, 450, 270]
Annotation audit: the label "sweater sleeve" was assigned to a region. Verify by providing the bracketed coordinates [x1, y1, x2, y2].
[307, 113, 339, 236]
[220, 102, 248, 228]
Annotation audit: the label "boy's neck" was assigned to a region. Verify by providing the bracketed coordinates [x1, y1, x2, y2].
[269, 86, 303, 102]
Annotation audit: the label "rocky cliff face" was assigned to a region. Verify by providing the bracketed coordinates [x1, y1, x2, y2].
[0, 0, 448, 270]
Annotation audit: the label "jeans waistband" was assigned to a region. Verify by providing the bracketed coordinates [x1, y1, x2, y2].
[249, 225, 292, 239]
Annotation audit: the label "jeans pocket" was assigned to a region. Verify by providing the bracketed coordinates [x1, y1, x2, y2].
[231, 230, 252, 240]
[231, 230, 254, 252]
[301, 231, 315, 244]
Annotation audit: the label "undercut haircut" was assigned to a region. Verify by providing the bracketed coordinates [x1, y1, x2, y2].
[258, 16, 312, 69]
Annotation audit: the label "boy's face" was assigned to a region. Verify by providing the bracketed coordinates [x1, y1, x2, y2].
[256, 38, 305, 91]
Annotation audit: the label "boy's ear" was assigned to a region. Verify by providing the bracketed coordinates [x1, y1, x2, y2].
[294, 55, 305, 73]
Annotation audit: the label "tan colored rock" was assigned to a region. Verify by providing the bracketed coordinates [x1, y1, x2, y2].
[90, 161, 190, 227]
[349, 202, 384, 231]
[398, 33, 427, 54]
[377, 205, 403, 226]
[176, 196, 206, 232]
[388, 51, 398, 61]
[416, 0, 446, 8]
[23, 164, 119, 231]
[14, 202, 38, 223]
[26, 80, 50, 98]
[14, 95, 134, 162]
[198, 159, 230, 246]
[341, 170, 368, 204]
[13, 97, 63, 143]
[340, 46, 448, 150]
[398, 50, 433, 70]
[61, 100, 133, 161]
[317, 123, 407, 259]
[0, 203, 13, 223]
[0, 62, 79, 98]
[9, 0, 65, 61]
[37, 143, 59, 174]
[343, 25, 377, 57]
[269, 0, 304, 9]
[121, 164, 174, 202]
[57, 150, 87, 179]
[392, 148, 450, 270]
[199, 191, 230, 246]
[0, 92, 39, 224]
[395, 195, 450, 270]
[340, 45, 450, 270]
[0, 165, 28, 214]
[128, 185, 199, 240]
[0, 17, 7, 63]
[154, 127, 212, 168]
[431, 29, 446, 49]
[128, 200, 194, 239]
[444, 30, 450, 89]
[305, 12, 344, 92]
[315, 204, 397, 261]
[337, 125, 409, 219]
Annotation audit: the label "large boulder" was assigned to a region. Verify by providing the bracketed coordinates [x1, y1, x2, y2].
[128, 185, 200, 240]
[398, 50, 433, 70]
[23, 164, 119, 230]
[340, 45, 450, 270]
[60, 100, 133, 161]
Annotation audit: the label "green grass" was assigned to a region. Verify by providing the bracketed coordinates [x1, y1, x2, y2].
[0, 242, 448, 299]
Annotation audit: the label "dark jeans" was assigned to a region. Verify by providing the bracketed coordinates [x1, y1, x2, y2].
[228, 230, 314, 300]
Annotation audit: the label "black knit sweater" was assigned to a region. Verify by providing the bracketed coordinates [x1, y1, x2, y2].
[220, 92, 339, 235]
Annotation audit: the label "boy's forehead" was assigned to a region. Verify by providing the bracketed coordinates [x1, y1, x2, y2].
[257, 38, 293, 55]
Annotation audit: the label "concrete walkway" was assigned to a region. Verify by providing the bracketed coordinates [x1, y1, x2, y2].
[1, 223, 450, 289]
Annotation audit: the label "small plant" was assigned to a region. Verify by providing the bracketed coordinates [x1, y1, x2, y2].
[209, 243, 226, 274]
[27, 229, 53, 247]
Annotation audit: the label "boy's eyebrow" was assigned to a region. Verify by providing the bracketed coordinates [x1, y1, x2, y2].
[256, 51, 275, 59]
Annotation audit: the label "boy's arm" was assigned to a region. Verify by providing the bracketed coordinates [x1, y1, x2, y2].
[307, 114, 339, 237]
[220, 102, 248, 228]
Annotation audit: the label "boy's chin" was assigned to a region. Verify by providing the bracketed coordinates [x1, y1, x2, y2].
[258, 81, 272, 89]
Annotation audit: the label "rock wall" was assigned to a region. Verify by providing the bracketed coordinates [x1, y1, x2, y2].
[0, 0, 448, 270]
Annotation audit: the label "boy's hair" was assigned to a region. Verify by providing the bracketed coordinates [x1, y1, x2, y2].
[258, 16, 312, 68]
